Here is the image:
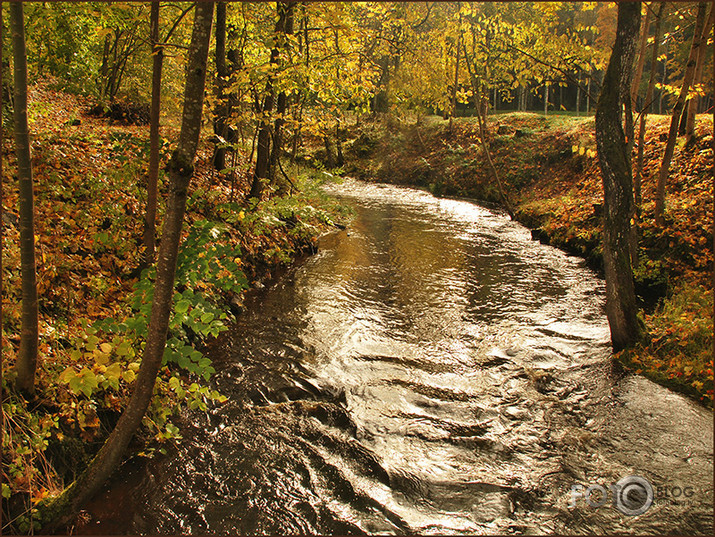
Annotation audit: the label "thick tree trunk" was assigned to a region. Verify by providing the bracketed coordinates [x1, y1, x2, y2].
[11, 1, 39, 395]
[635, 2, 666, 213]
[595, 1, 642, 352]
[655, 2, 708, 226]
[249, 93, 275, 200]
[685, 5, 714, 145]
[142, 1, 164, 265]
[40, 4, 214, 531]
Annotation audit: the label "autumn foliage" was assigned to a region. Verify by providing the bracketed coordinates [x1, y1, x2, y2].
[1, 83, 347, 530]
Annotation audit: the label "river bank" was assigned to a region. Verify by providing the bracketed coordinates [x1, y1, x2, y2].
[328, 112, 713, 407]
[1, 85, 350, 533]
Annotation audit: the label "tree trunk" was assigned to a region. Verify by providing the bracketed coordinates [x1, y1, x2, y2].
[635, 2, 666, 213]
[40, 3, 214, 531]
[462, 42, 514, 220]
[269, 1, 295, 194]
[142, 1, 164, 265]
[655, 2, 708, 226]
[213, 1, 228, 172]
[595, 1, 642, 352]
[11, 1, 39, 395]
[544, 83, 549, 115]
[249, 1, 292, 201]
[631, 3, 651, 112]
[448, 28, 461, 132]
[685, 5, 714, 145]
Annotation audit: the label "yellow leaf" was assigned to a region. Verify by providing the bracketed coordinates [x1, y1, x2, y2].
[122, 369, 136, 383]
[94, 349, 109, 366]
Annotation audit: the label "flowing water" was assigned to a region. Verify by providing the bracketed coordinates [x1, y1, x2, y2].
[83, 179, 713, 535]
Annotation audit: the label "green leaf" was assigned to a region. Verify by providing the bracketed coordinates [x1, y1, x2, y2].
[59, 367, 76, 384]
[116, 340, 132, 357]
[175, 299, 191, 314]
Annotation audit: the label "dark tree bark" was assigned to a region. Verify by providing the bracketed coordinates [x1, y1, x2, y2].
[142, 0, 164, 265]
[631, 3, 651, 112]
[448, 24, 461, 132]
[655, 2, 708, 226]
[635, 2, 666, 213]
[10, 1, 39, 395]
[595, 1, 642, 352]
[249, 1, 293, 201]
[213, 1, 229, 172]
[269, 1, 295, 194]
[40, 3, 214, 530]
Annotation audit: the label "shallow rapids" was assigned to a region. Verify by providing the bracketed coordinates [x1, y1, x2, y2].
[83, 179, 713, 535]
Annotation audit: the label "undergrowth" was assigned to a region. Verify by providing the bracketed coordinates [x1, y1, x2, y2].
[2, 87, 349, 533]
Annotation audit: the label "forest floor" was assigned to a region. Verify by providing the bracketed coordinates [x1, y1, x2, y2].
[335, 110, 713, 409]
[1, 84, 350, 533]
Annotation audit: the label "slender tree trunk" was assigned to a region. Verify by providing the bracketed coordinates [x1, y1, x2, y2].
[270, 1, 295, 194]
[1, 4, 3, 360]
[213, 1, 228, 172]
[659, 44, 667, 114]
[250, 1, 292, 200]
[595, 1, 642, 352]
[11, 1, 39, 395]
[576, 73, 581, 116]
[685, 5, 714, 145]
[40, 4, 214, 531]
[142, 1, 164, 265]
[631, 3, 651, 112]
[635, 2, 666, 213]
[655, 2, 708, 225]
[463, 43, 514, 219]
[544, 83, 549, 115]
[449, 27, 461, 133]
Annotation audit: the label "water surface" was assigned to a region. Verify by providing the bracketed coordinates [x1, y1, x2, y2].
[84, 179, 713, 535]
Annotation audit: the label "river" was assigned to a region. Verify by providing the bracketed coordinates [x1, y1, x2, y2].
[82, 179, 713, 535]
